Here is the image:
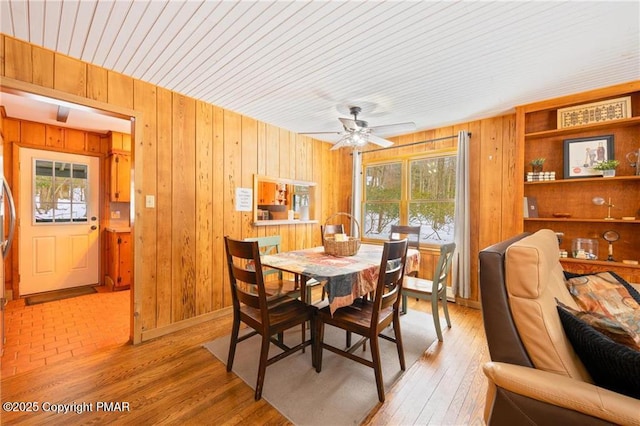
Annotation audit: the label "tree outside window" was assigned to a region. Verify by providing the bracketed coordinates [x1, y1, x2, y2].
[362, 154, 456, 244]
[409, 156, 456, 243]
[363, 162, 401, 237]
[34, 160, 88, 223]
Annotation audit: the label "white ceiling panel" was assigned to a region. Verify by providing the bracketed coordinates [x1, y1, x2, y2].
[26, 0, 44, 45]
[80, 1, 112, 63]
[41, 0, 61, 51]
[8, 0, 28, 41]
[68, 1, 97, 58]
[92, 1, 132, 66]
[101, 0, 148, 70]
[56, 0, 80, 53]
[0, 0, 638, 141]
[144, 0, 223, 84]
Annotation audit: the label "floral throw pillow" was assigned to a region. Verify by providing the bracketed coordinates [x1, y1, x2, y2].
[557, 301, 640, 350]
[565, 272, 640, 350]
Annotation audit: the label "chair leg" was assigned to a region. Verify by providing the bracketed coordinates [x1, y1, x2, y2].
[315, 318, 324, 373]
[393, 312, 406, 370]
[310, 315, 316, 368]
[301, 319, 306, 353]
[432, 292, 443, 342]
[369, 335, 385, 402]
[227, 315, 241, 371]
[255, 332, 271, 400]
[401, 293, 408, 315]
[440, 291, 452, 328]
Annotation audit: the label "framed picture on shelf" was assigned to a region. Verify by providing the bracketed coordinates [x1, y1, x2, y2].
[563, 135, 614, 178]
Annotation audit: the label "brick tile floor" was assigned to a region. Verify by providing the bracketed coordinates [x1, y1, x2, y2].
[1, 288, 130, 378]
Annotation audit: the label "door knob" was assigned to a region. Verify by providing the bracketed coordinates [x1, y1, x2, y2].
[91, 216, 97, 221]
[91, 225, 98, 230]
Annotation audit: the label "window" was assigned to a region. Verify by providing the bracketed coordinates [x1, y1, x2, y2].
[362, 153, 456, 245]
[34, 160, 89, 223]
[363, 162, 401, 237]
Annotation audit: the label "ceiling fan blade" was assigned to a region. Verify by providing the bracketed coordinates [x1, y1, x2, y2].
[367, 134, 394, 148]
[330, 134, 352, 150]
[338, 117, 359, 130]
[369, 121, 416, 135]
[299, 131, 341, 135]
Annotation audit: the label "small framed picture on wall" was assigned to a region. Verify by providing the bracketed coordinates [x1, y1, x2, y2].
[563, 135, 614, 178]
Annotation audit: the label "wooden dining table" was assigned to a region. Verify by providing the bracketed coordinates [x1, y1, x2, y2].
[261, 243, 420, 313]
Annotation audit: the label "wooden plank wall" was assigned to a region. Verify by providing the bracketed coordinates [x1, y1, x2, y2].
[0, 34, 520, 335]
[0, 35, 350, 341]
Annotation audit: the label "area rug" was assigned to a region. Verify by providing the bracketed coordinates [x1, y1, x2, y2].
[203, 309, 436, 426]
[25, 285, 97, 306]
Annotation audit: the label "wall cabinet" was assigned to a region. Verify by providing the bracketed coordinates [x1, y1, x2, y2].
[517, 81, 640, 283]
[105, 229, 132, 291]
[109, 153, 130, 202]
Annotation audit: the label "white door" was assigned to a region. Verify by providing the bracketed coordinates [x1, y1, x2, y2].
[19, 148, 100, 295]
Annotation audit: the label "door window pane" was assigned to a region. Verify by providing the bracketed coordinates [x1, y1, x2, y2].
[34, 160, 89, 223]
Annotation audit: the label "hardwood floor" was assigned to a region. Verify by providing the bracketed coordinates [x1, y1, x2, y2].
[0, 297, 489, 425]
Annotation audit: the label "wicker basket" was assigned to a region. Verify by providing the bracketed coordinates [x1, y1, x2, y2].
[323, 212, 361, 256]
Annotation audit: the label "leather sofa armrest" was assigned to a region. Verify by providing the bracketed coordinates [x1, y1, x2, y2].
[483, 362, 640, 426]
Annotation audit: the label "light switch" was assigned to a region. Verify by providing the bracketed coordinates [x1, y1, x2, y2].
[145, 195, 155, 208]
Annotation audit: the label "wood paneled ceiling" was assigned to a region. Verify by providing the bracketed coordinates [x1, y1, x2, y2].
[1, 0, 639, 140]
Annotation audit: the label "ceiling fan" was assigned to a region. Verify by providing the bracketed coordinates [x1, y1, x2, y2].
[302, 106, 416, 150]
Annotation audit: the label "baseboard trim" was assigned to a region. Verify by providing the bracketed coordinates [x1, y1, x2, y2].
[455, 297, 481, 310]
[140, 306, 233, 342]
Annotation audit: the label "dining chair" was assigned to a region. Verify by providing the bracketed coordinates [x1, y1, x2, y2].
[389, 225, 421, 277]
[401, 242, 456, 342]
[313, 223, 346, 303]
[321, 223, 345, 242]
[314, 238, 409, 402]
[224, 236, 316, 400]
[244, 235, 298, 299]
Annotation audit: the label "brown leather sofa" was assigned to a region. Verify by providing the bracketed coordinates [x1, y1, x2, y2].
[479, 229, 640, 425]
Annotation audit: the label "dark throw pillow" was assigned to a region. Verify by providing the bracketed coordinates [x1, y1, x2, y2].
[557, 305, 640, 399]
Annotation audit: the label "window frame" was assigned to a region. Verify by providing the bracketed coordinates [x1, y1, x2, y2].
[360, 147, 457, 247]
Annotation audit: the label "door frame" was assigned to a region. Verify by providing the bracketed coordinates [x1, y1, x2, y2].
[0, 76, 142, 344]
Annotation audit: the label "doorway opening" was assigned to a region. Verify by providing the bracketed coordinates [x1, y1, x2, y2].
[0, 85, 136, 376]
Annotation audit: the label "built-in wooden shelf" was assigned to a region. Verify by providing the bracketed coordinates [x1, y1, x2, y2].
[519, 81, 640, 284]
[525, 218, 639, 224]
[524, 175, 640, 185]
[524, 116, 640, 139]
[560, 258, 639, 269]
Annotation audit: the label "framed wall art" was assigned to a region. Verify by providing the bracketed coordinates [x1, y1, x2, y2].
[563, 135, 614, 178]
[557, 97, 631, 129]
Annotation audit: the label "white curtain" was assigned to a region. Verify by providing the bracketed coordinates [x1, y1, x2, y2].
[452, 131, 471, 298]
[351, 151, 363, 236]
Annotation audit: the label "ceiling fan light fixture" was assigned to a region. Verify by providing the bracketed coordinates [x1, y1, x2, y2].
[313, 104, 412, 151]
[346, 130, 370, 147]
